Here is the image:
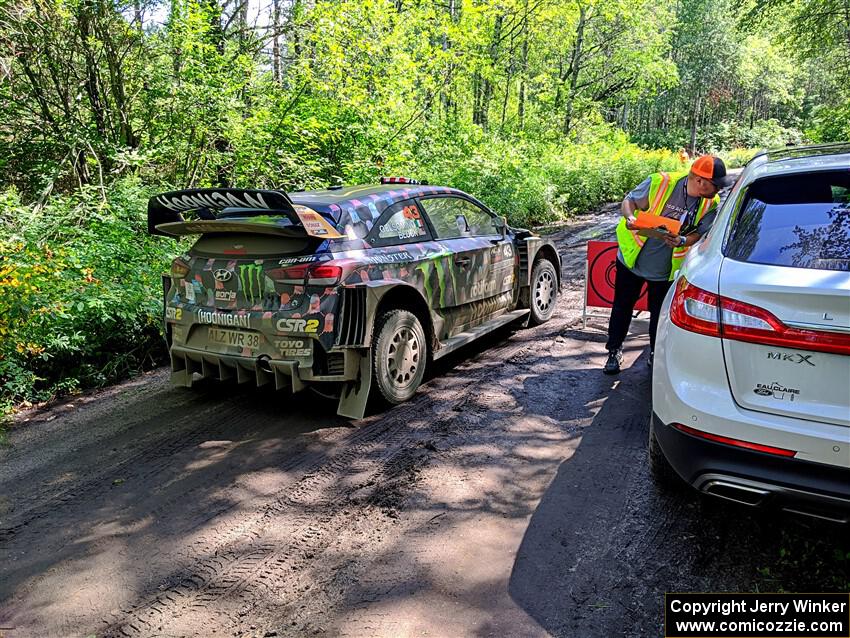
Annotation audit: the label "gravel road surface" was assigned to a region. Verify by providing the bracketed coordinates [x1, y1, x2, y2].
[1, 207, 847, 638]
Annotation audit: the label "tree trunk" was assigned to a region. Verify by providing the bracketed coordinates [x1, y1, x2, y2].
[272, 0, 281, 83]
[562, 2, 586, 135]
[518, 13, 529, 131]
[689, 93, 701, 154]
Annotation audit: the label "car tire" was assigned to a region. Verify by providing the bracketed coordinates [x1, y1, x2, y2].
[372, 309, 427, 405]
[528, 258, 558, 325]
[648, 418, 688, 493]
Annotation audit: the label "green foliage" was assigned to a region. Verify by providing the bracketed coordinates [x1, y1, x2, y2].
[0, 0, 846, 413]
[716, 147, 758, 169]
[0, 179, 174, 413]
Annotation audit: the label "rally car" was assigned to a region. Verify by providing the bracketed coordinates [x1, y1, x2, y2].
[148, 178, 561, 418]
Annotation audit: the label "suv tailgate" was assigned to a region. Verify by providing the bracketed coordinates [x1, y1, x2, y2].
[719, 170, 850, 427]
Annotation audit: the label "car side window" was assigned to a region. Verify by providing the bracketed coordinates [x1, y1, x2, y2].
[420, 197, 498, 239]
[368, 200, 430, 246]
[462, 201, 500, 236]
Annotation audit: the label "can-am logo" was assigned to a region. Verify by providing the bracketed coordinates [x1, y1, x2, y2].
[213, 269, 233, 282]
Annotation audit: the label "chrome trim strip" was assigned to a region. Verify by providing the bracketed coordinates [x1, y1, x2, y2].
[784, 321, 850, 335]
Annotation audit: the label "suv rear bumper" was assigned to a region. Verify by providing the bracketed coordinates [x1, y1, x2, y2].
[652, 412, 850, 523]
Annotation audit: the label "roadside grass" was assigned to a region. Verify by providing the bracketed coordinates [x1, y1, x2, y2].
[757, 529, 850, 592]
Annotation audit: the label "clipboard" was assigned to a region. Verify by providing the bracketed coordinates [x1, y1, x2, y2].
[633, 214, 681, 240]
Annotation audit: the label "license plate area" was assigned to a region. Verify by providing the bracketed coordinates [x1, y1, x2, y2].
[208, 327, 261, 351]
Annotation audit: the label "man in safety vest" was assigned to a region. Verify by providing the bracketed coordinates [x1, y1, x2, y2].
[603, 155, 733, 375]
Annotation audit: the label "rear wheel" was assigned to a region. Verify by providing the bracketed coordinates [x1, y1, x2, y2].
[648, 418, 688, 493]
[528, 258, 558, 324]
[372, 309, 427, 404]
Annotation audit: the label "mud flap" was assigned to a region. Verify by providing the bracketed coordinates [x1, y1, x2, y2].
[170, 352, 193, 387]
[336, 350, 372, 419]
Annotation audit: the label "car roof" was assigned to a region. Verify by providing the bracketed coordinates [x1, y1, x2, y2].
[745, 143, 850, 181]
[759, 142, 850, 163]
[288, 183, 479, 239]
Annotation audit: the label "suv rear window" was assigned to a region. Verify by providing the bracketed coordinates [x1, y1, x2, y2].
[725, 171, 850, 271]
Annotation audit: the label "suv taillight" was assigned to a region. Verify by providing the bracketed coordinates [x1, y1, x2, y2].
[670, 278, 850, 355]
[669, 278, 721, 337]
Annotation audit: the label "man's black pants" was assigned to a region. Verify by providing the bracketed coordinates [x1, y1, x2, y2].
[605, 259, 674, 353]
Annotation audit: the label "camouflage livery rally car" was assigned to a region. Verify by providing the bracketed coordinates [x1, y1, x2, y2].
[148, 179, 561, 418]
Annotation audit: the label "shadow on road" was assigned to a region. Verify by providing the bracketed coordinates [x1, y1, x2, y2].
[509, 346, 850, 637]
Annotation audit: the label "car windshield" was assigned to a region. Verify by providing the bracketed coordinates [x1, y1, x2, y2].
[725, 170, 850, 272]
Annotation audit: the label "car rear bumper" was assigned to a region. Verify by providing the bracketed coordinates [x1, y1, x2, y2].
[652, 412, 850, 522]
[169, 344, 361, 391]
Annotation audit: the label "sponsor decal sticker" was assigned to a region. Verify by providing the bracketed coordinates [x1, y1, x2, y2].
[278, 254, 322, 266]
[753, 381, 800, 402]
[215, 290, 237, 302]
[183, 280, 196, 303]
[276, 318, 320, 334]
[378, 211, 426, 240]
[196, 310, 252, 329]
[165, 307, 183, 321]
[156, 191, 273, 212]
[295, 209, 344, 239]
[402, 205, 421, 220]
[239, 264, 264, 304]
[360, 251, 414, 265]
[274, 338, 312, 357]
[470, 278, 498, 297]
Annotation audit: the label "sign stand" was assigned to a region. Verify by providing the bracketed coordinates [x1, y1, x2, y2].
[582, 258, 613, 330]
[582, 240, 648, 330]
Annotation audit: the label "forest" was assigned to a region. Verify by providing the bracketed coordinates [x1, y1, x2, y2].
[0, 0, 848, 414]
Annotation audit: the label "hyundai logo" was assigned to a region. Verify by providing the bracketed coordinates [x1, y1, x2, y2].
[213, 269, 233, 282]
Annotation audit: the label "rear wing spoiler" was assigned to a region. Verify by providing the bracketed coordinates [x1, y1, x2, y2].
[147, 188, 298, 237]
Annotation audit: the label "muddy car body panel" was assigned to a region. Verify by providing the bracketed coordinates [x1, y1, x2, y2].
[151, 184, 561, 418]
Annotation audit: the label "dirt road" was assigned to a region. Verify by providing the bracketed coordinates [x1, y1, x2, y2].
[1, 209, 847, 638]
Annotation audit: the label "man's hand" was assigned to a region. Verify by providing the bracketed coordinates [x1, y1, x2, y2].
[625, 215, 638, 230]
[663, 233, 685, 248]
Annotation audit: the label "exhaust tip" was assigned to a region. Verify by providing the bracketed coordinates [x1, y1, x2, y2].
[702, 480, 770, 507]
[256, 355, 273, 373]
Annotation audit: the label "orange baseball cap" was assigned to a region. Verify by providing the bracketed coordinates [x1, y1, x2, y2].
[691, 155, 732, 188]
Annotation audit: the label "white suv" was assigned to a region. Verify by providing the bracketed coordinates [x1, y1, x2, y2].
[650, 144, 850, 523]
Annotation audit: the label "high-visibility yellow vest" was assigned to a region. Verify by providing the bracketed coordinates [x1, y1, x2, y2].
[615, 172, 718, 280]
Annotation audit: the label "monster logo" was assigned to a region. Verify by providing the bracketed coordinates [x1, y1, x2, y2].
[239, 264, 264, 305]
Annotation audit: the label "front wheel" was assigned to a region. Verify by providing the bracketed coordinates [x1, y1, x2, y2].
[528, 258, 558, 325]
[372, 309, 427, 404]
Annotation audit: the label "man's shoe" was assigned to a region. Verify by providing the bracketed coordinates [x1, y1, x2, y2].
[603, 349, 623, 375]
